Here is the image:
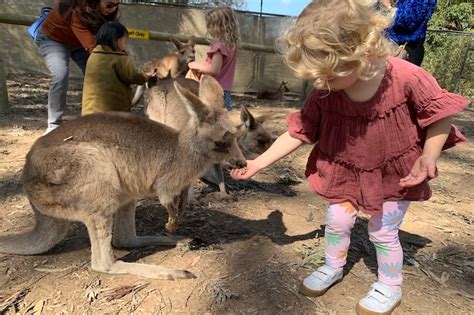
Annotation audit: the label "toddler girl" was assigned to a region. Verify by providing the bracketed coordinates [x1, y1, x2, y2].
[82, 21, 155, 115]
[188, 6, 240, 111]
[230, 1, 469, 314]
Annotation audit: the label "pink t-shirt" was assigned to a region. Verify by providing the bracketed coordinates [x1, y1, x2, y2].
[286, 57, 469, 214]
[205, 41, 237, 91]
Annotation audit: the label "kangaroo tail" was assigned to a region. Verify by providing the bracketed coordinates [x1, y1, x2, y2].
[132, 85, 145, 105]
[0, 203, 69, 255]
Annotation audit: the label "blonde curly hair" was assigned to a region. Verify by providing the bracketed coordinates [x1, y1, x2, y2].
[206, 6, 241, 49]
[280, 0, 393, 89]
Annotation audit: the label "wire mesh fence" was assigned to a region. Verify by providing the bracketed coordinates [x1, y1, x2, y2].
[424, 31, 473, 98]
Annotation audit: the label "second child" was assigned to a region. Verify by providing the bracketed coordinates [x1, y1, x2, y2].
[82, 21, 155, 115]
[188, 6, 240, 111]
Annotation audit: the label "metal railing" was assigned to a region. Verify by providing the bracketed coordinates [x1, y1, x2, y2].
[0, 12, 276, 54]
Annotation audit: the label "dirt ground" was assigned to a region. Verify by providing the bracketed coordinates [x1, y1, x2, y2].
[0, 73, 473, 314]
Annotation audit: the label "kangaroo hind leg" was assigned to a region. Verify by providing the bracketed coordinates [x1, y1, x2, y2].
[112, 201, 189, 248]
[86, 214, 194, 279]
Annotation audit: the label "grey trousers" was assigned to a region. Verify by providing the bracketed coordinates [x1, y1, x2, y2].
[35, 28, 89, 133]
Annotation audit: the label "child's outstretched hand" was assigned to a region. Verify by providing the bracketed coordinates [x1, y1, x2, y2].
[230, 159, 261, 180]
[399, 155, 438, 187]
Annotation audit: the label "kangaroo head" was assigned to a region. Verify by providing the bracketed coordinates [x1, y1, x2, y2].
[170, 36, 196, 65]
[174, 75, 246, 169]
[281, 81, 290, 92]
[238, 105, 274, 157]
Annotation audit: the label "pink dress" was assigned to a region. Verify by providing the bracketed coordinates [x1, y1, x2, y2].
[205, 41, 237, 91]
[286, 57, 469, 214]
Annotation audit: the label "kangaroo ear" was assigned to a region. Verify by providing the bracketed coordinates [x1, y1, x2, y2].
[255, 112, 276, 124]
[187, 36, 196, 47]
[199, 75, 224, 109]
[240, 104, 257, 129]
[170, 37, 182, 49]
[174, 81, 210, 122]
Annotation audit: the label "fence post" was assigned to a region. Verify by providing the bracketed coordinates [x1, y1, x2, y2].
[0, 57, 10, 115]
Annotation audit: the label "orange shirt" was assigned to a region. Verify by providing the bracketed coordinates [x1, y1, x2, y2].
[41, 4, 96, 53]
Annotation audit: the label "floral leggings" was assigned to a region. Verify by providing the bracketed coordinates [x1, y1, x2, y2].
[325, 201, 410, 286]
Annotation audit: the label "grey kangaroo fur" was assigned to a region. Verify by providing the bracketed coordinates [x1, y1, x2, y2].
[132, 37, 196, 105]
[256, 81, 290, 100]
[144, 76, 274, 195]
[0, 75, 246, 280]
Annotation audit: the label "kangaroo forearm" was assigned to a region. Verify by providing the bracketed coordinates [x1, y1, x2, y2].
[423, 116, 453, 161]
[254, 131, 303, 169]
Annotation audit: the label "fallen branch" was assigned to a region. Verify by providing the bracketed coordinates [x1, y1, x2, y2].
[0, 288, 30, 313]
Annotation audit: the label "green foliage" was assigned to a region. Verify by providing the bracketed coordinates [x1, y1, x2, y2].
[423, 1, 473, 99]
[295, 243, 325, 269]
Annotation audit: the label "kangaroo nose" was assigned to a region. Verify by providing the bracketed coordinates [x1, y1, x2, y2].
[232, 159, 247, 169]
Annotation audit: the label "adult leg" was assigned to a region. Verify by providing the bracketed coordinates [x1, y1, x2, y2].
[37, 31, 71, 133]
[71, 47, 89, 75]
[405, 40, 425, 67]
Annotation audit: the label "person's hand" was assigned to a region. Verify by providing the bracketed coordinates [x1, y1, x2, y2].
[147, 68, 157, 77]
[399, 155, 438, 187]
[229, 159, 262, 180]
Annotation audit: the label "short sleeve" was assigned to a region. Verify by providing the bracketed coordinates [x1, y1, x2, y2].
[286, 90, 321, 144]
[408, 67, 470, 128]
[207, 42, 230, 59]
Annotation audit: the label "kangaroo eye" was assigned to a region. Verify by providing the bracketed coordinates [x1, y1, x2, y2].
[214, 141, 230, 152]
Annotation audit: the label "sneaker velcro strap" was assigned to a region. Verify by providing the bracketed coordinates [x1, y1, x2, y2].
[367, 289, 389, 304]
[308, 265, 336, 283]
[371, 282, 393, 298]
[309, 271, 331, 283]
[318, 265, 336, 276]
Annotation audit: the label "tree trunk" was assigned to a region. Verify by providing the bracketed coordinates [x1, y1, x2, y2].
[0, 57, 10, 115]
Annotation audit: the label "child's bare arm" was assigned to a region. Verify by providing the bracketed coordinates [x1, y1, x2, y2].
[400, 115, 453, 187]
[230, 131, 304, 180]
[188, 52, 223, 76]
[422, 115, 454, 161]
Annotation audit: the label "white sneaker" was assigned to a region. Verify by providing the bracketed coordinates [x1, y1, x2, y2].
[356, 282, 402, 315]
[300, 265, 343, 297]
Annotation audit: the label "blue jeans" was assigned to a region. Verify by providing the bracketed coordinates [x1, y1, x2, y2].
[223, 90, 233, 111]
[35, 28, 89, 133]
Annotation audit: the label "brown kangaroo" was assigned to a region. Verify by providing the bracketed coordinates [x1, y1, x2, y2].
[132, 36, 196, 105]
[0, 75, 246, 280]
[256, 81, 289, 100]
[144, 76, 274, 196]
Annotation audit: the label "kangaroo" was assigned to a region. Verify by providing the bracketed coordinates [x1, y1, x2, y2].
[0, 75, 246, 280]
[132, 36, 196, 105]
[144, 76, 273, 196]
[256, 81, 289, 100]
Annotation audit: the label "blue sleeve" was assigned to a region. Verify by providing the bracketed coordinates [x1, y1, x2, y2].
[392, 0, 437, 32]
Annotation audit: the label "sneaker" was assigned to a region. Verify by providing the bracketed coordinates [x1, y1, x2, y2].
[300, 265, 343, 297]
[356, 282, 402, 315]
